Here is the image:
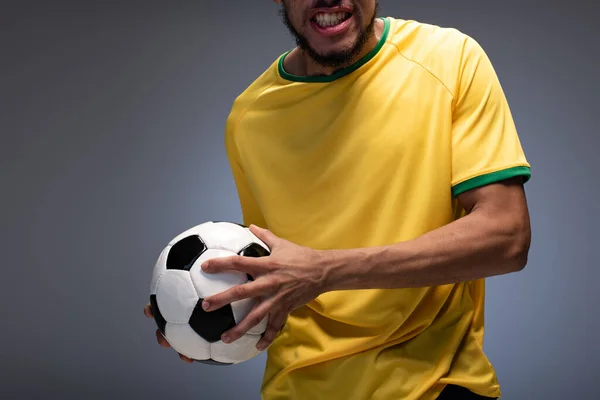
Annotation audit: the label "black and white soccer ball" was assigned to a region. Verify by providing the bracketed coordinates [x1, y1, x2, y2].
[149, 221, 271, 365]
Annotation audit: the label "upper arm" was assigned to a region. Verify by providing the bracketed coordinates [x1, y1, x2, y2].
[457, 177, 531, 265]
[457, 176, 529, 219]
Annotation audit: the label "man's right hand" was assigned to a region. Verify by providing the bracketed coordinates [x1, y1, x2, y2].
[144, 303, 195, 364]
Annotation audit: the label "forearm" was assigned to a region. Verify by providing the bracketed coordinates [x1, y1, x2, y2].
[322, 209, 530, 291]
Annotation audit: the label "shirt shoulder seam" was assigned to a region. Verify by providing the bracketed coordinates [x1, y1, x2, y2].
[385, 39, 455, 101]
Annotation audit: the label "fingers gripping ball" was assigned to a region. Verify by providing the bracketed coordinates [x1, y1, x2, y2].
[149, 221, 270, 365]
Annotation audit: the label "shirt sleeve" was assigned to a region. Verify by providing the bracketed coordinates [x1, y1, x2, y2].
[451, 36, 531, 197]
[224, 112, 268, 228]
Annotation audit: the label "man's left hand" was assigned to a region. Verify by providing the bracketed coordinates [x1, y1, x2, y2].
[200, 225, 329, 351]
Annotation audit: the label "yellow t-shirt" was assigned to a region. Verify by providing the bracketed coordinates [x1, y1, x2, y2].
[224, 17, 530, 400]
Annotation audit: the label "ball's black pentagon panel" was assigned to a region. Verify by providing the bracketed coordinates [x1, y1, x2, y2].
[166, 235, 207, 271]
[189, 298, 236, 343]
[149, 294, 167, 335]
[195, 358, 233, 366]
[239, 243, 270, 258]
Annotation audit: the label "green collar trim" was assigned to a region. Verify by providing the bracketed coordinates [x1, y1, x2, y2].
[277, 17, 390, 83]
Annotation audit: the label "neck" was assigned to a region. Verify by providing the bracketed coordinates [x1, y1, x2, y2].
[286, 18, 384, 77]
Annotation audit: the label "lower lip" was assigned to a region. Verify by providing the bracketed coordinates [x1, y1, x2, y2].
[310, 16, 352, 37]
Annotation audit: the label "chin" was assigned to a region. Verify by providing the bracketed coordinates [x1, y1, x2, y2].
[313, 46, 353, 60]
[310, 35, 358, 56]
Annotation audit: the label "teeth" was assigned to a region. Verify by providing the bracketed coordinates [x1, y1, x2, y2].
[314, 12, 349, 27]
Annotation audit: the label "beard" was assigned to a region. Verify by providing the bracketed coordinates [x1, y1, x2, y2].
[279, 0, 379, 70]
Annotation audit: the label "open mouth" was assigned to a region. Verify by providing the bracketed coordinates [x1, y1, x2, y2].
[309, 7, 354, 37]
[312, 11, 352, 28]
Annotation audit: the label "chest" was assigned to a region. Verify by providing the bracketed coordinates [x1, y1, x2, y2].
[239, 74, 453, 189]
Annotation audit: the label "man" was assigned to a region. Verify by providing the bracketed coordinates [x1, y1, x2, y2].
[144, 1, 532, 398]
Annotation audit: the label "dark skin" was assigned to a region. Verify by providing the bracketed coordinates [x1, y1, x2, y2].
[144, 177, 531, 362]
[144, 0, 531, 363]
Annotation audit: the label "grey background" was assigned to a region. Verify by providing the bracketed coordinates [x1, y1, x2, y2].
[1, 1, 598, 399]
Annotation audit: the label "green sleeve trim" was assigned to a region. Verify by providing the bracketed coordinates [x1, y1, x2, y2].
[452, 166, 531, 197]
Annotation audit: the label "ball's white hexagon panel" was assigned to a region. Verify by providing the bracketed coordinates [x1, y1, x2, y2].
[188, 249, 248, 299]
[150, 245, 170, 295]
[167, 222, 210, 246]
[230, 297, 268, 335]
[164, 322, 211, 361]
[210, 333, 263, 364]
[155, 270, 199, 323]
[196, 222, 255, 254]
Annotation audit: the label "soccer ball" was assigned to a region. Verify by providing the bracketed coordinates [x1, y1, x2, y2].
[149, 221, 271, 365]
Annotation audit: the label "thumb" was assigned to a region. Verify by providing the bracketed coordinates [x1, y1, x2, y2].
[249, 224, 279, 248]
